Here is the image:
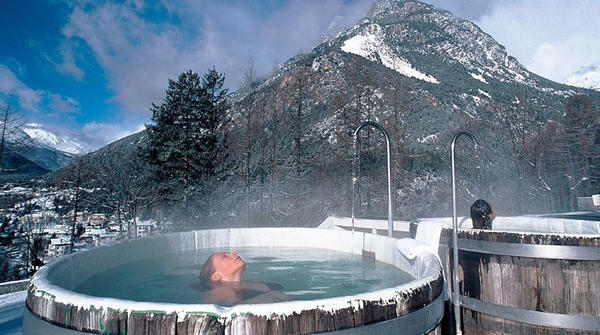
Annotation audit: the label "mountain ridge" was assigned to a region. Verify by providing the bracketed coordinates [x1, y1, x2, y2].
[563, 62, 600, 91]
[20, 0, 600, 223]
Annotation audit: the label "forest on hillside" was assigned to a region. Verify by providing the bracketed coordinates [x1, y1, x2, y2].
[1, 60, 599, 282]
[45, 64, 600, 233]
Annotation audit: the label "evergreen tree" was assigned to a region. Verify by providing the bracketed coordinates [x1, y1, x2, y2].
[146, 69, 229, 228]
[198, 68, 230, 218]
[564, 94, 600, 208]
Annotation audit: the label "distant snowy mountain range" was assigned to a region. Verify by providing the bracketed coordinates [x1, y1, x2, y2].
[563, 62, 600, 91]
[21, 123, 94, 155]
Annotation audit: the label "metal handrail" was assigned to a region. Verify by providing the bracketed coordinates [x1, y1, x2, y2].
[352, 121, 394, 237]
[450, 131, 478, 335]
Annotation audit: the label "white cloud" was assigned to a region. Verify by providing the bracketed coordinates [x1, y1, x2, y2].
[56, 40, 85, 80]
[473, 0, 600, 82]
[0, 62, 83, 124]
[49, 94, 80, 114]
[61, 2, 192, 114]
[82, 121, 145, 149]
[529, 40, 588, 82]
[57, 0, 374, 117]
[0, 64, 44, 112]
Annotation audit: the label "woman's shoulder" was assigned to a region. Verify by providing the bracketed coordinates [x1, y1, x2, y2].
[243, 281, 284, 291]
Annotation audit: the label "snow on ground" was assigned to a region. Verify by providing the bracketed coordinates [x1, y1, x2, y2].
[0, 291, 26, 310]
[478, 89, 491, 98]
[418, 134, 437, 143]
[470, 72, 488, 84]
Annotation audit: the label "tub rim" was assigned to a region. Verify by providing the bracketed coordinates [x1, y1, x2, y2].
[416, 215, 600, 238]
[27, 227, 444, 334]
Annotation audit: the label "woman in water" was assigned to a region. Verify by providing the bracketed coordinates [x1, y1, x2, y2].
[197, 251, 290, 305]
[470, 199, 495, 229]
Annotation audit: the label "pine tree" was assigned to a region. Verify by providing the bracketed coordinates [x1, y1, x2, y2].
[146, 69, 229, 228]
[198, 67, 230, 218]
[564, 94, 600, 209]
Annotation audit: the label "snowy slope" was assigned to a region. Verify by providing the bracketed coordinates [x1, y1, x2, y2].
[21, 123, 89, 155]
[341, 25, 439, 83]
[331, 0, 570, 99]
[563, 63, 600, 91]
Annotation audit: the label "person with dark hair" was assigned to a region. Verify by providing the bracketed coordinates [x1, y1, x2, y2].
[470, 199, 495, 229]
[199, 251, 246, 283]
[196, 251, 289, 305]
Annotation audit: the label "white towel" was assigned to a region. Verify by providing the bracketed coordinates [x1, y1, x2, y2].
[394, 238, 436, 260]
[395, 237, 449, 301]
[415, 221, 444, 251]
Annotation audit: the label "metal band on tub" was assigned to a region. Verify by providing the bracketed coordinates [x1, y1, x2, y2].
[461, 296, 600, 332]
[457, 238, 600, 260]
[453, 238, 600, 331]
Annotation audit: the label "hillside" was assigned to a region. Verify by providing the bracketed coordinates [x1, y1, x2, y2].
[226, 0, 599, 221]
[0, 124, 78, 182]
[56, 0, 600, 227]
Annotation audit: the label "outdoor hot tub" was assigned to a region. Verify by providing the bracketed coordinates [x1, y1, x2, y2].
[413, 215, 600, 335]
[25, 228, 444, 335]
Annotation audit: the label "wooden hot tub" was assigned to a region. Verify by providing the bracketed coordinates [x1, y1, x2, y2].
[415, 216, 600, 335]
[26, 228, 444, 335]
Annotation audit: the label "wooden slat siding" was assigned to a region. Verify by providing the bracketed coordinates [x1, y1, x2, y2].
[285, 311, 304, 334]
[296, 309, 316, 333]
[265, 315, 284, 335]
[314, 308, 336, 333]
[69, 304, 104, 333]
[26, 268, 443, 334]
[332, 306, 355, 330]
[127, 312, 146, 334]
[158, 312, 178, 334]
[227, 315, 268, 335]
[107, 309, 127, 335]
[444, 228, 600, 335]
[450, 229, 600, 247]
[352, 303, 365, 328]
[153, 313, 177, 334]
[25, 290, 443, 334]
[176, 314, 224, 335]
[127, 312, 177, 335]
[459, 249, 600, 315]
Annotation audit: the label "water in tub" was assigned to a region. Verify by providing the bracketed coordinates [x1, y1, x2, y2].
[73, 247, 413, 305]
[0, 291, 26, 335]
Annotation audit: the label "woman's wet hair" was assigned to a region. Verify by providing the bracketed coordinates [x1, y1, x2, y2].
[198, 254, 218, 289]
[470, 199, 493, 229]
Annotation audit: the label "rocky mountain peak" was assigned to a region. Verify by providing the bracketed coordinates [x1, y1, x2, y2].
[339, 0, 529, 88]
[366, 0, 431, 20]
[563, 62, 600, 91]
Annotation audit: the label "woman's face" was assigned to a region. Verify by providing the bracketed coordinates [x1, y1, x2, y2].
[210, 251, 246, 281]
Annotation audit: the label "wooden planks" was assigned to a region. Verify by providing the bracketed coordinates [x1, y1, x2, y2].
[446, 229, 600, 335]
[26, 276, 444, 335]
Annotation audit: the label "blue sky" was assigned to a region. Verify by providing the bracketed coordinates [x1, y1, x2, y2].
[1, 0, 600, 151]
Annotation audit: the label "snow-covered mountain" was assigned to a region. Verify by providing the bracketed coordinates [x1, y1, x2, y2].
[563, 62, 600, 91]
[0, 124, 96, 177]
[21, 123, 92, 155]
[51, 0, 600, 223]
